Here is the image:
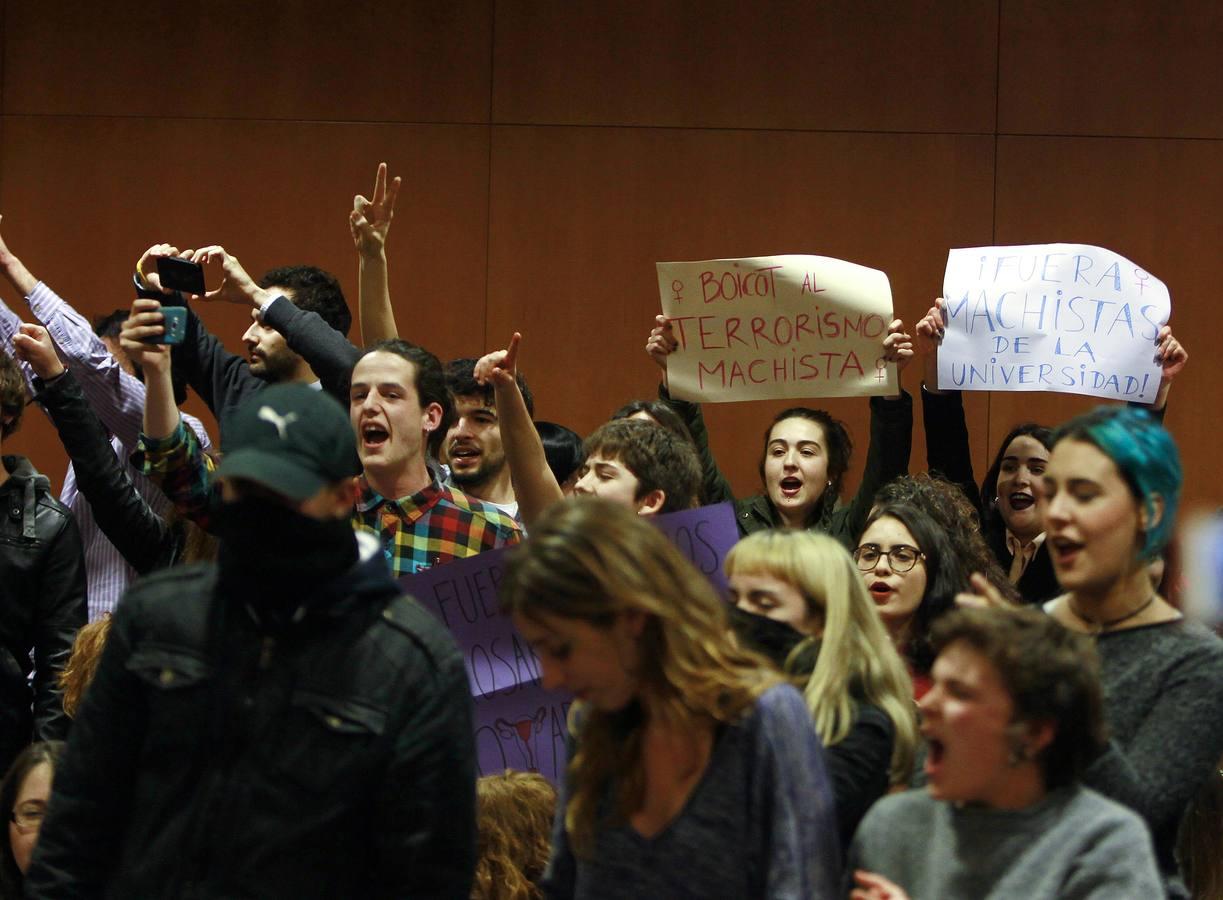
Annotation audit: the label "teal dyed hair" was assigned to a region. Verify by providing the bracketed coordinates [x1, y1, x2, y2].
[1052, 406, 1181, 561]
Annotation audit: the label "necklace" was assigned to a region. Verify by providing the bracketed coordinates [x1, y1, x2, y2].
[1068, 593, 1157, 635]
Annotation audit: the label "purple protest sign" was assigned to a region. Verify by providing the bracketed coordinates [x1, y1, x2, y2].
[399, 548, 572, 784]
[399, 501, 740, 785]
[651, 501, 740, 594]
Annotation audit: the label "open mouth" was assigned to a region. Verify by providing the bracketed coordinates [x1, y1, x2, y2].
[1008, 492, 1035, 511]
[1049, 535, 1084, 566]
[362, 424, 389, 449]
[779, 476, 803, 498]
[868, 581, 893, 603]
[925, 737, 946, 774]
[449, 445, 481, 464]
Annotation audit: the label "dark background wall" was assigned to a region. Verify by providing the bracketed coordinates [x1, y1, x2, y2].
[1, 1, 1219, 515]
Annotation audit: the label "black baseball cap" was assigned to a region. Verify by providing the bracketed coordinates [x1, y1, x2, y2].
[216, 384, 361, 502]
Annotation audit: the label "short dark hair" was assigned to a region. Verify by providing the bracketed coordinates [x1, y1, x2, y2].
[758, 408, 853, 525]
[583, 419, 701, 513]
[355, 339, 454, 457]
[609, 400, 695, 447]
[444, 357, 535, 419]
[861, 501, 968, 673]
[92, 309, 129, 339]
[931, 606, 1107, 788]
[0, 352, 27, 439]
[536, 421, 585, 487]
[0, 741, 65, 897]
[259, 266, 351, 337]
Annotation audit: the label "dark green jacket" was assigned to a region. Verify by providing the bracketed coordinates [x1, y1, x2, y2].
[659, 386, 913, 548]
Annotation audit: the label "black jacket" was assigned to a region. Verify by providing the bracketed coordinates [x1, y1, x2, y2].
[26, 540, 478, 899]
[36, 371, 184, 574]
[0, 455, 87, 772]
[172, 299, 353, 443]
[661, 386, 913, 548]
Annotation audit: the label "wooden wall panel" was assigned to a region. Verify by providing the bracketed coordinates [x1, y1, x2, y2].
[2, 0, 492, 122]
[493, 1, 997, 132]
[0, 116, 490, 492]
[992, 135, 1223, 511]
[485, 125, 996, 499]
[999, 1, 1223, 138]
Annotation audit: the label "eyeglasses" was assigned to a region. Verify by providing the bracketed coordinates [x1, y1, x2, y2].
[10, 803, 46, 833]
[853, 543, 925, 574]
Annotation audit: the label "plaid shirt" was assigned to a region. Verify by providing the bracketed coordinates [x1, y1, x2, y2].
[137, 424, 519, 572]
[134, 420, 219, 530]
[354, 478, 520, 575]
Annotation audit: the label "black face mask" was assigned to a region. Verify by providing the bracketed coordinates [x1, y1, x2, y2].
[214, 498, 358, 607]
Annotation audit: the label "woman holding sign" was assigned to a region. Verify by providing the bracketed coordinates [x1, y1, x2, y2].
[502, 499, 840, 899]
[646, 315, 914, 548]
[914, 298, 1187, 605]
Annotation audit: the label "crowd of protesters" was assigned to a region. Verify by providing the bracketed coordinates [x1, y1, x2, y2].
[0, 163, 1219, 899]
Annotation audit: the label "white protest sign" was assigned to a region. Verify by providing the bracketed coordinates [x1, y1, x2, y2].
[939, 244, 1170, 403]
[656, 255, 897, 402]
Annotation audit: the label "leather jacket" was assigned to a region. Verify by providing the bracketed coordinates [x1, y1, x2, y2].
[0, 454, 87, 772]
[26, 536, 477, 899]
[35, 371, 184, 574]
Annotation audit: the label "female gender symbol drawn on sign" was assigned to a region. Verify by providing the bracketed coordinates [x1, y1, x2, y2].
[874, 356, 889, 382]
[671, 280, 684, 303]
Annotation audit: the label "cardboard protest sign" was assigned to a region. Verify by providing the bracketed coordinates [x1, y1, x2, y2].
[651, 501, 740, 594]
[656, 255, 897, 402]
[940, 244, 1171, 403]
[400, 548, 572, 784]
[399, 508, 738, 783]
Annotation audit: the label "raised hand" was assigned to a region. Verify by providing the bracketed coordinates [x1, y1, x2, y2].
[955, 572, 1012, 610]
[134, 244, 186, 294]
[118, 298, 171, 373]
[474, 333, 522, 389]
[913, 298, 946, 356]
[188, 246, 268, 307]
[1154, 326, 1187, 382]
[882, 318, 915, 371]
[646, 315, 679, 371]
[10, 323, 66, 380]
[349, 162, 402, 259]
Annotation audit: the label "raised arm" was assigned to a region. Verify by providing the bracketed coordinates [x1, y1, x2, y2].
[648, 315, 735, 505]
[350, 162, 401, 345]
[0, 215, 39, 297]
[133, 243, 260, 418]
[1148, 325, 1186, 415]
[475, 333, 563, 527]
[14, 324, 178, 574]
[122, 302, 220, 531]
[839, 320, 914, 541]
[914, 298, 980, 511]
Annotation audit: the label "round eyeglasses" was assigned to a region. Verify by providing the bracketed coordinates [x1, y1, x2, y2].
[852, 543, 925, 574]
[10, 803, 46, 834]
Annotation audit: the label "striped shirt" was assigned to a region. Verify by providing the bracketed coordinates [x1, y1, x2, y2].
[0, 283, 214, 619]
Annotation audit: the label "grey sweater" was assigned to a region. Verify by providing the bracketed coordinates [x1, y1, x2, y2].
[1083, 620, 1223, 880]
[541, 684, 841, 899]
[850, 785, 1162, 899]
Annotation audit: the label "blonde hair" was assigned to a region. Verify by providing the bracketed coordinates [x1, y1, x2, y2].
[473, 771, 557, 900]
[58, 616, 113, 718]
[725, 531, 917, 784]
[500, 499, 779, 855]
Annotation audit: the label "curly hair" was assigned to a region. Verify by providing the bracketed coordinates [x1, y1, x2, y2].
[500, 499, 779, 856]
[58, 617, 113, 718]
[875, 474, 1020, 605]
[931, 606, 1106, 788]
[472, 771, 557, 900]
[0, 350, 27, 440]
